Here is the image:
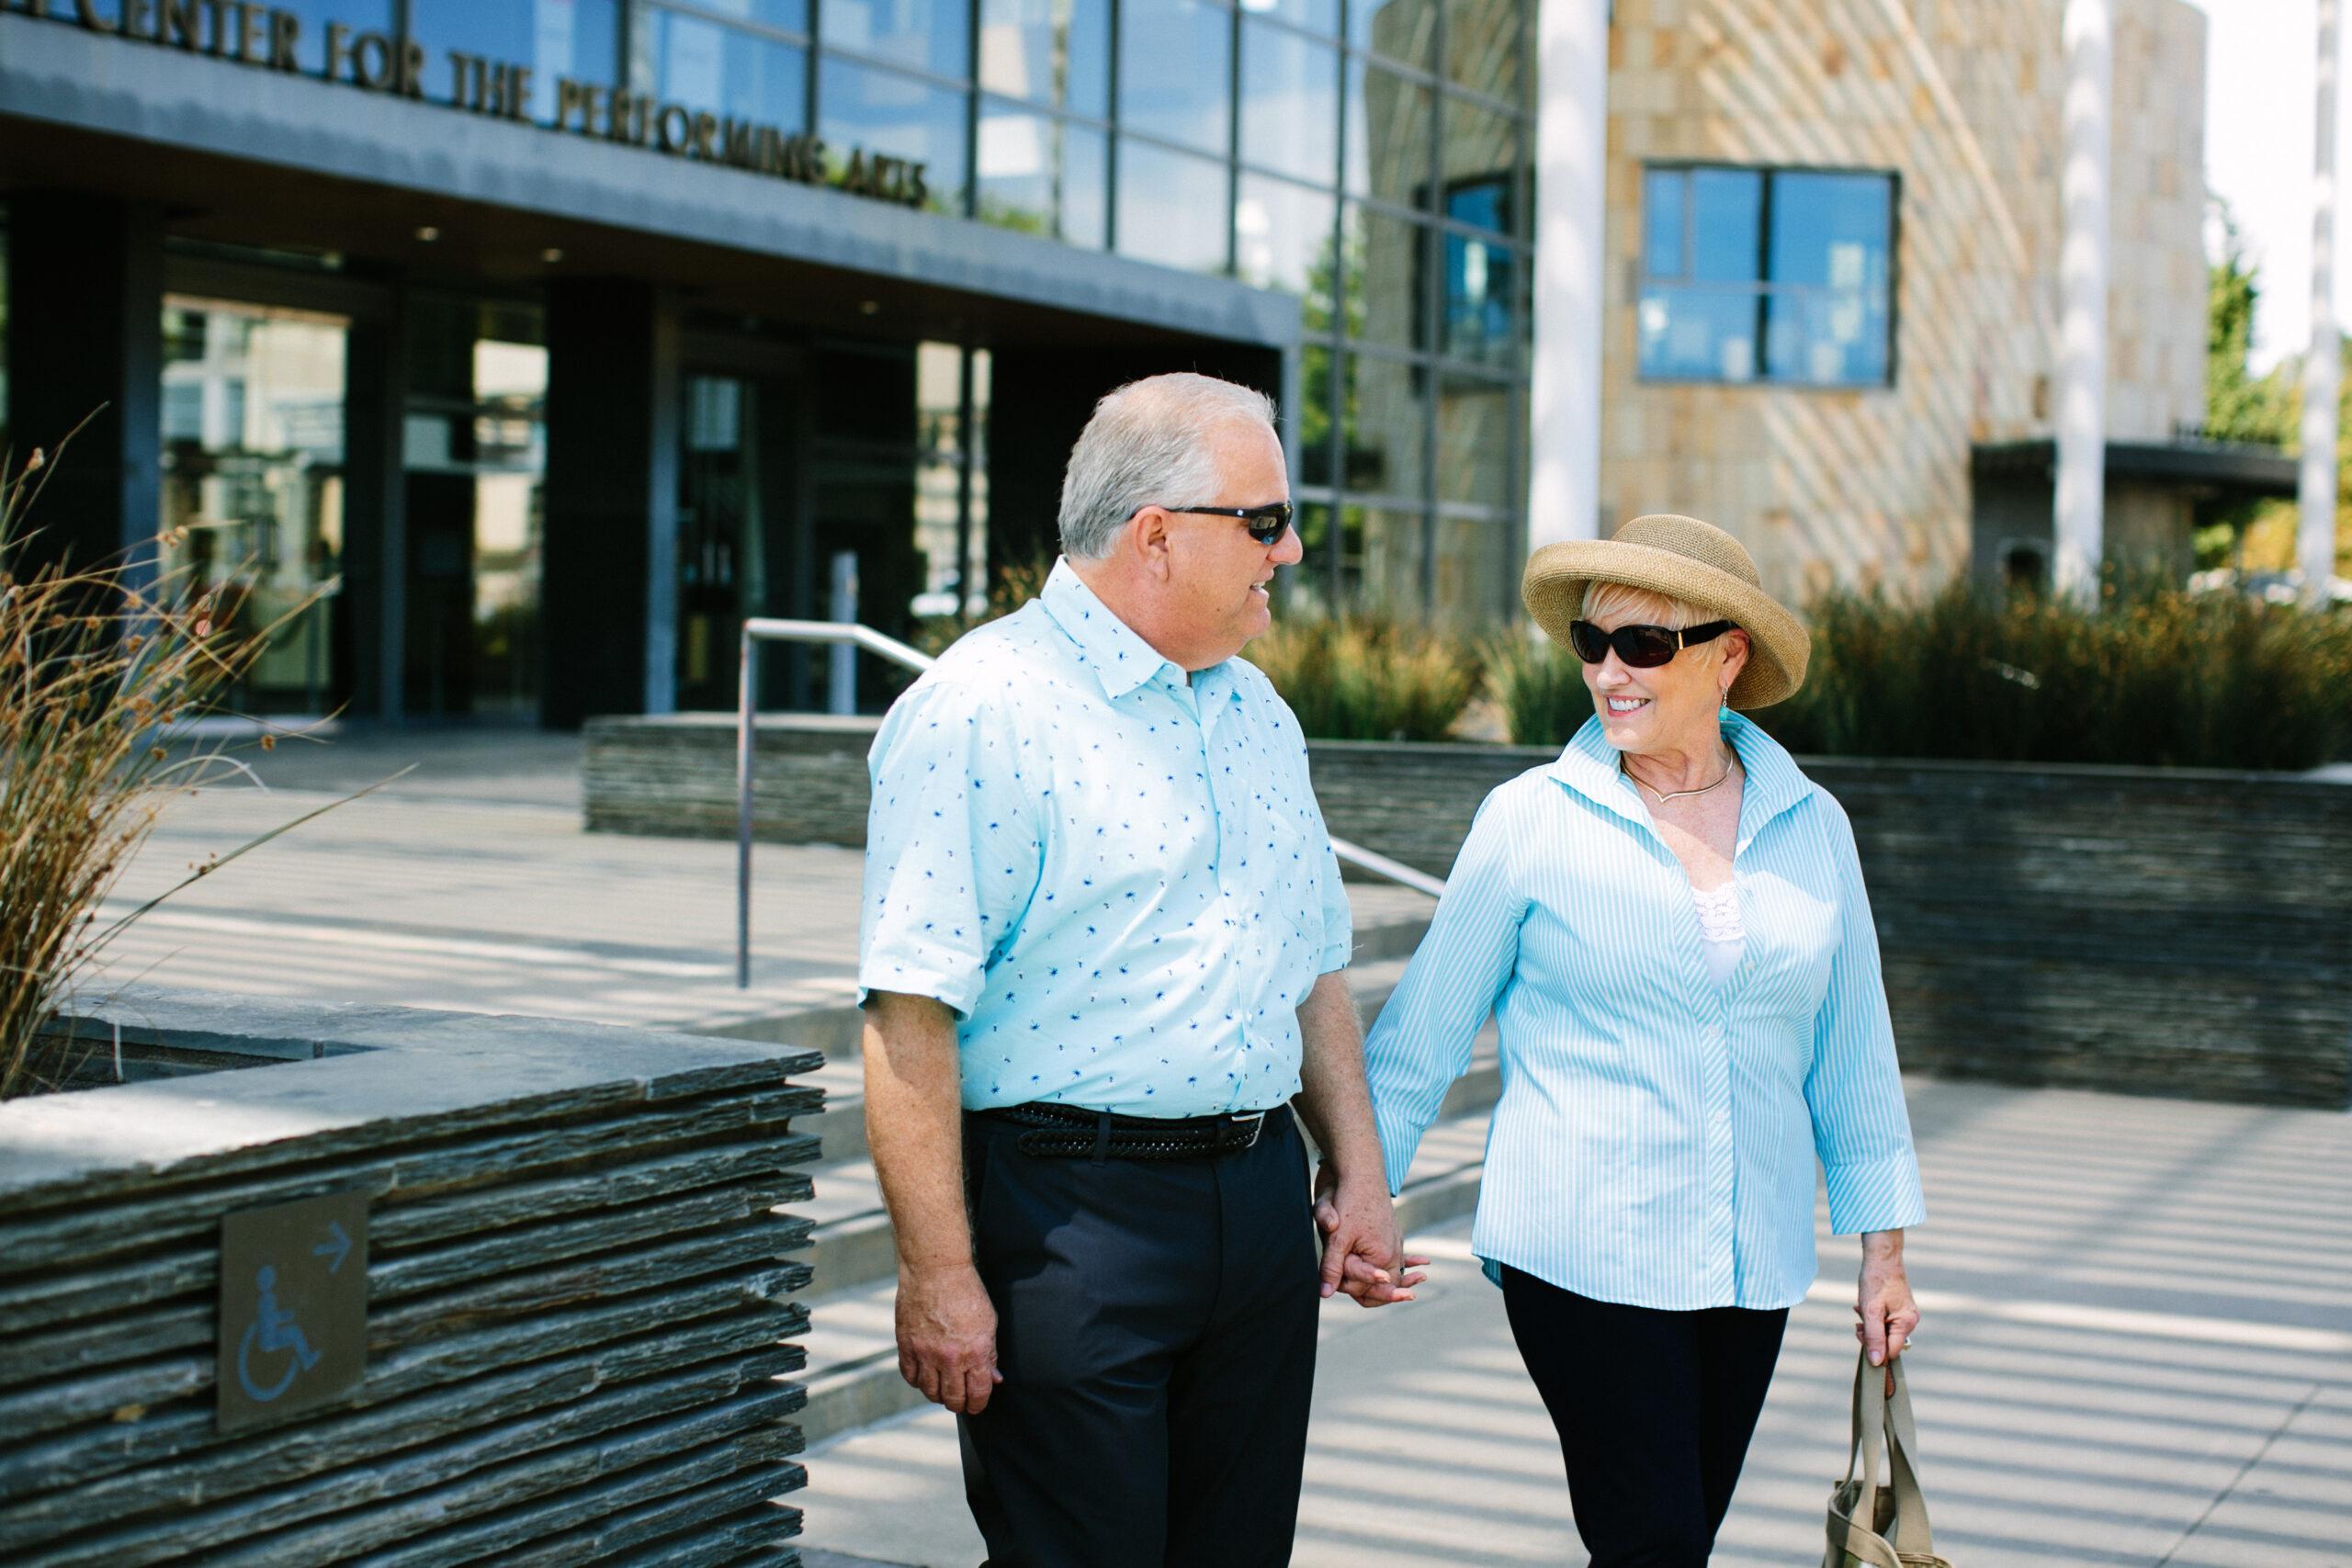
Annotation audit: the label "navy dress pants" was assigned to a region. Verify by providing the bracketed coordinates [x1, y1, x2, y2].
[957, 1107, 1321, 1568]
[1499, 1265, 1789, 1568]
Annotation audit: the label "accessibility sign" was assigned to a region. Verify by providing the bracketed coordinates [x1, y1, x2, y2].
[217, 1190, 369, 1433]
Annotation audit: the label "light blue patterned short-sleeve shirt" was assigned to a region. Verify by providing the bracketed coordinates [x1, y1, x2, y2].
[858, 559, 1353, 1116]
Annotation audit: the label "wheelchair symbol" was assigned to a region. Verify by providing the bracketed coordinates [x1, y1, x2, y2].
[235, 1265, 322, 1404]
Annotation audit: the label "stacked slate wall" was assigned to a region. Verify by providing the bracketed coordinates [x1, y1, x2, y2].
[582, 715, 2352, 1109]
[0, 991, 821, 1565]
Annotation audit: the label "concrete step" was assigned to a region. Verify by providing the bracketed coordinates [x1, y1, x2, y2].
[795, 1101, 1493, 1450]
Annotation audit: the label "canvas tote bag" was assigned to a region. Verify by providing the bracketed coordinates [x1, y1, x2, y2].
[1822, 1350, 1952, 1568]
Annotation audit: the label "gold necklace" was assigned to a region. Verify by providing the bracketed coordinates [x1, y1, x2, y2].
[1623, 752, 1738, 805]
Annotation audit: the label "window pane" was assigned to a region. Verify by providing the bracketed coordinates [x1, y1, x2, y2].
[1436, 372, 1510, 507]
[1440, 96, 1516, 226]
[412, 0, 617, 121]
[1764, 171, 1894, 385]
[1119, 0, 1233, 157]
[1442, 0, 1520, 100]
[647, 0, 806, 33]
[1637, 286, 1760, 381]
[1340, 349, 1427, 500]
[643, 9, 808, 127]
[1237, 175, 1339, 316]
[1348, 0, 1433, 70]
[1643, 167, 1685, 277]
[277, 0, 394, 39]
[1280, 501, 1344, 616]
[1431, 513, 1513, 629]
[1346, 58, 1431, 206]
[1239, 0, 1338, 36]
[1115, 141, 1229, 274]
[1441, 230, 1514, 367]
[1298, 343, 1336, 486]
[1690, 166, 1763, 282]
[820, 58, 969, 214]
[1356, 506, 1427, 614]
[978, 103, 1108, 246]
[1341, 204, 1429, 350]
[1240, 21, 1340, 186]
[978, 0, 1111, 117]
[825, 0, 969, 79]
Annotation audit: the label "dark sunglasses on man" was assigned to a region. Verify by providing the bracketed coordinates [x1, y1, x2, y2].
[1159, 501, 1295, 546]
[1567, 618, 1736, 669]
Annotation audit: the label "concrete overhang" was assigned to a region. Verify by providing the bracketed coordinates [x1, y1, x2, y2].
[1972, 437, 2301, 500]
[0, 15, 1300, 351]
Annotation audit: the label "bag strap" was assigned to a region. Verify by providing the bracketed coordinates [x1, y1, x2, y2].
[1844, 1352, 1935, 1555]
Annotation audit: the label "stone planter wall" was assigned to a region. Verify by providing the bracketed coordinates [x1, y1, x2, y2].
[585, 714, 2352, 1109]
[0, 988, 820, 1563]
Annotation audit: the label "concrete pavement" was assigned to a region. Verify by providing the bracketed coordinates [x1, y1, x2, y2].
[796, 1077, 2352, 1567]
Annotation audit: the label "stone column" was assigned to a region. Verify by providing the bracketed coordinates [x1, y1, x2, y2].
[3, 192, 164, 583]
[2054, 0, 2113, 601]
[542, 279, 682, 728]
[2303, 0, 2343, 607]
[1527, 0, 1609, 554]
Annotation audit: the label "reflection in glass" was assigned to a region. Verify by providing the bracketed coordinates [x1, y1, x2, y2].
[1280, 502, 1341, 615]
[1119, 0, 1233, 158]
[1355, 507, 1426, 615]
[820, 57, 971, 213]
[1436, 373, 1510, 508]
[643, 9, 808, 129]
[644, 0, 806, 34]
[824, 0, 970, 80]
[277, 0, 395, 43]
[410, 0, 618, 120]
[1442, 229, 1514, 366]
[978, 0, 1110, 117]
[1238, 0, 1338, 39]
[1764, 171, 1894, 385]
[978, 102, 1108, 247]
[1347, 0, 1433, 68]
[1298, 344, 1336, 487]
[1441, 94, 1516, 220]
[1345, 58, 1431, 207]
[1339, 347, 1427, 501]
[1638, 287, 1761, 382]
[1115, 141, 1229, 274]
[1239, 20, 1340, 186]
[1431, 513, 1513, 629]
[1442, 0, 1520, 100]
[158, 297, 348, 716]
[1237, 175, 1338, 316]
[1341, 204, 1429, 352]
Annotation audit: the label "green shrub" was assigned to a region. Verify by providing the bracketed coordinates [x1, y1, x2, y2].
[1758, 580, 2352, 770]
[1484, 631, 1593, 750]
[1250, 615, 1482, 742]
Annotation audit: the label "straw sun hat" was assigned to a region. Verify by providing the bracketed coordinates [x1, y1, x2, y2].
[1521, 513, 1811, 709]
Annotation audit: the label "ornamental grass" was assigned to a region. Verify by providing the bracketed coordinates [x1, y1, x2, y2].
[0, 432, 358, 1099]
[1489, 576, 2352, 771]
[1249, 614, 1483, 743]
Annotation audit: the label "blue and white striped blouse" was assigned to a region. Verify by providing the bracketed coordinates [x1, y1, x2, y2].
[1363, 712, 1927, 1311]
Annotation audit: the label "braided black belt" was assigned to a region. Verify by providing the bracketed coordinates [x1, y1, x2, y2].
[975, 1101, 1280, 1161]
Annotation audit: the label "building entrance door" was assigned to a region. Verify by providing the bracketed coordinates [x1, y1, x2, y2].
[675, 367, 803, 713]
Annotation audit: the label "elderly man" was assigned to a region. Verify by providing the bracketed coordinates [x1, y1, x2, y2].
[857, 372, 1415, 1566]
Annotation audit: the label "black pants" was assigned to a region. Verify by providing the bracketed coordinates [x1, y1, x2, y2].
[958, 1108, 1320, 1568]
[1499, 1266, 1788, 1568]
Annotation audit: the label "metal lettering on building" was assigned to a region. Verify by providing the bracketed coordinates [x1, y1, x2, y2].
[14, 2, 932, 210]
[216, 1190, 369, 1434]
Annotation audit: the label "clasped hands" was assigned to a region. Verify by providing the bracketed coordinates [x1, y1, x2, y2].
[1312, 1161, 1430, 1308]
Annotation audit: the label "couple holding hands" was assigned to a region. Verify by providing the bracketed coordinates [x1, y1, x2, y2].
[857, 373, 1925, 1567]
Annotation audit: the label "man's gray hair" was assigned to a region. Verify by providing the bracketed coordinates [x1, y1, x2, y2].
[1057, 373, 1278, 559]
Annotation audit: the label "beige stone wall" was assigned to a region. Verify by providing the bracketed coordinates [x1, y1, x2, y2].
[1597, 0, 2206, 601]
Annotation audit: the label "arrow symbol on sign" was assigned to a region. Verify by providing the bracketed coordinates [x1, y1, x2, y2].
[313, 1222, 352, 1274]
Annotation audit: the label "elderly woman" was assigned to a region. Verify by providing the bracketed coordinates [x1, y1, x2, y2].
[1358, 514, 1926, 1566]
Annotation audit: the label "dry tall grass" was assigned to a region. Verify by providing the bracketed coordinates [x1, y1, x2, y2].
[0, 434, 353, 1098]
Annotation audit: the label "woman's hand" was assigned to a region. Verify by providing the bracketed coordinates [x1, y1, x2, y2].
[1856, 1229, 1919, 1372]
[1313, 1160, 1430, 1307]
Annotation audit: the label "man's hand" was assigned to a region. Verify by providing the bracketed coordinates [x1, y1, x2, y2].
[1312, 1160, 1429, 1307]
[896, 1263, 1003, 1415]
[1856, 1229, 1919, 1387]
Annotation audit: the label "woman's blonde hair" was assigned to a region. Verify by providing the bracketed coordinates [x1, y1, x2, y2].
[1579, 580, 1706, 630]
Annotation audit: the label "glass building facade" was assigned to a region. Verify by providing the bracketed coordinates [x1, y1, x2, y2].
[377, 0, 1537, 626]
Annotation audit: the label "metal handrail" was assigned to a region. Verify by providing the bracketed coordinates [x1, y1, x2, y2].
[734, 617, 1447, 987]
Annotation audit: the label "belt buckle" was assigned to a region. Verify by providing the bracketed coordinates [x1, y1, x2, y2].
[1227, 1110, 1265, 1149]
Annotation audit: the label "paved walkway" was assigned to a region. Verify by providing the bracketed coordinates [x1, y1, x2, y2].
[799, 1077, 2352, 1567]
[91, 724, 1431, 1032]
